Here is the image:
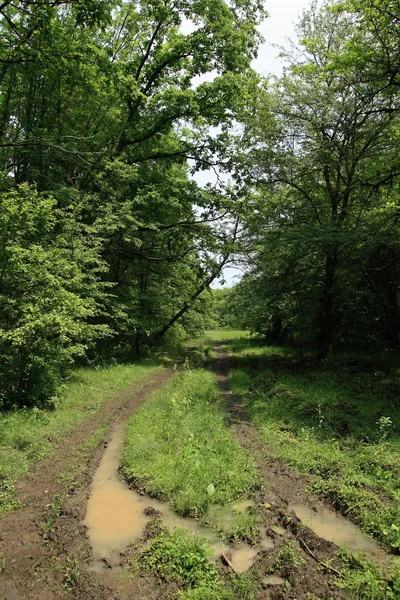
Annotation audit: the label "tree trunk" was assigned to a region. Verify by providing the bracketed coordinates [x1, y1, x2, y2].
[317, 247, 338, 360]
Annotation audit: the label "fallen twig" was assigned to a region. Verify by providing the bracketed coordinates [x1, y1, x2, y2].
[299, 538, 343, 578]
[221, 552, 238, 574]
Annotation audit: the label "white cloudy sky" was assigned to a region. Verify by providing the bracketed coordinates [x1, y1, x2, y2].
[203, 0, 313, 287]
[254, 0, 311, 77]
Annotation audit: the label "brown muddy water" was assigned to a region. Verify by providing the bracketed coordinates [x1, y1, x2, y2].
[289, 503, 384, 561]
[84, 423, 272, 573]
[262, 575, 286, 587]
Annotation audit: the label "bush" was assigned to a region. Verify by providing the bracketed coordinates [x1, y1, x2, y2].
[0, 185, 110, 408]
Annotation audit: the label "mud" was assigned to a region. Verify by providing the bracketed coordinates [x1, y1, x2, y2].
[0, 370, 174, 600]
[0, 344, 393, 600]
[85, 422, 271, 574]
[289, 503, 382, 560]
[213, 345, 351, 599]
[262, 575, 287, 586]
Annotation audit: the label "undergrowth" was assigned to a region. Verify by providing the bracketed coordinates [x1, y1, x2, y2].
[338, 549, 400, 599]
[141, 528, 259, 600]
[0, 360, 164, 514]
[141, 528, 220, 589]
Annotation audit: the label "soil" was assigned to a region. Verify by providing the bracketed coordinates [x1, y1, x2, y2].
[0, 347, 387, 600]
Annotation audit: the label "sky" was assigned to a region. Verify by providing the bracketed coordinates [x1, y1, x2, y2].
[199, 0, 313, 287]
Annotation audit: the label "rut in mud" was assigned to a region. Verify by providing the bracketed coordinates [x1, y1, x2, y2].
[211, 345, 389, 596]
[84, 419, 270, 574]
[0, 370, 174, 600]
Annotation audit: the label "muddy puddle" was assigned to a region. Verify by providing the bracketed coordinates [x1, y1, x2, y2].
[84, 423, 273, 572]
[289, 503, 384, 562]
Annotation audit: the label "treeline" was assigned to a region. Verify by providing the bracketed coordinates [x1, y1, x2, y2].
[228, 0, 400, 358]
[0, 0, 265, 407]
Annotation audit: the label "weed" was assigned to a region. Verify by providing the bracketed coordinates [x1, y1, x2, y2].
[228, 572, 258, 599]
[176, 588, 223, 599]
[43, 493, 66, 538]
[377, 416, 393, 442]
[0, 477, 20, 513]
[0, 551, 5, 573]
[206, 506, 261, 545]
[275, 541, 306, 569]
[59, 555, 80, 590]
[176, 572, 259, 600]
[141, 528, 220, 590]
[337, 549, 400, 599]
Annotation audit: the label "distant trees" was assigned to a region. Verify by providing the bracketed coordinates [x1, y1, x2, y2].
[231, 1, 400, 356]
[204, 288, 238, 330]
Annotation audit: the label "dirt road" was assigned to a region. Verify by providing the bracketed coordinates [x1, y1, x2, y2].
[0, 370, 174, 600]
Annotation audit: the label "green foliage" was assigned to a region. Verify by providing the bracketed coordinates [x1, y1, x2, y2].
[142, 528, 259, 600]
[206, 504, 261, 545]
[0, 0, 266, 406]
[275, 541, 306, 569]
[141, 528, 220, 589]
[205, 289, 238, 330]
[122, 369, 258, 516]
[338, 550, 400, 599]
[59, 556, 80, 590]
[0, 185, 110, 408]
[176, 573, 258, 600]
[232, 1, 400, 357]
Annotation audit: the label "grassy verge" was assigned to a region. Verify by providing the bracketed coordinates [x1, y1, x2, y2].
[121, 367, 259, 519]
[223, 334, 400, 554]
[188, 330, 250, 365]
[0, 360, 165, 514]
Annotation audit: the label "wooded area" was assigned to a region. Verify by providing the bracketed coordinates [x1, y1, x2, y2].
[1, 0, 400, 407]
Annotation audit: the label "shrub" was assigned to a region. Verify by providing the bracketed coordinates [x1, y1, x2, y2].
[0, 185, 110, 408]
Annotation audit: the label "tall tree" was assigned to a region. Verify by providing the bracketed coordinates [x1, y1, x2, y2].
[232, 1, 400, 356]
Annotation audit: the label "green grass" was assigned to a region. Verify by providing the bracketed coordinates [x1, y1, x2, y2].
[205, 504, 262, 545]
[214, 332, 400, 554]
[121, 368, 259, 518]
[141, 528, 220, 589]
[186, 330, 251, 368]
[201, 330, 251, 343]
[141, 528, 259, 600]
[0, 360, 165, 514]
[337, 550, 400, 599]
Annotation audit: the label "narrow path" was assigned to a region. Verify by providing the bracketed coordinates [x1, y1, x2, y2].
[0, 370, 174, 600]
[214, 345, 313, 507]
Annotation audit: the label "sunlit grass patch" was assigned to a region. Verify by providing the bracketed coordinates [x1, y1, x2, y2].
[205, 503, 261, 545]
[121, 368, 259, 518]
[141, 528, 220, 589]
[0, 360, 165, 514]
[202, 330, 251, 343]
[141, 527, 260, 600]
[337, 550, 400, 599]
